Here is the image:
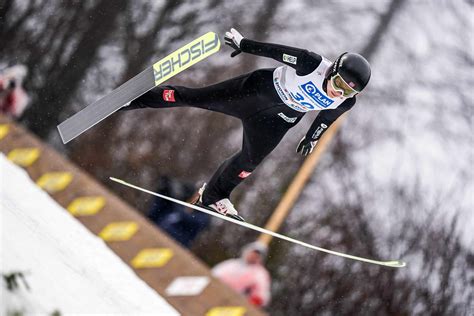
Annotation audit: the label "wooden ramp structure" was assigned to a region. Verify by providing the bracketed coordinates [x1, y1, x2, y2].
[0, 114, 265, 316]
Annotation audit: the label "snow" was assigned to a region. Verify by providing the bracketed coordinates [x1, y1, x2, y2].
[0, 154, 179, 316]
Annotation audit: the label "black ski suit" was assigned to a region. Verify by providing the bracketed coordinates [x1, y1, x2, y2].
[124, 38, 356, 205]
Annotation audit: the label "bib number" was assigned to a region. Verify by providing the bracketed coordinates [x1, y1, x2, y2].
[290, 92, 315, 110]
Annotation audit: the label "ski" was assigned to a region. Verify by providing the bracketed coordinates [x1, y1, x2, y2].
[57, 32, 221, 144]
[110, 177, 406, 268]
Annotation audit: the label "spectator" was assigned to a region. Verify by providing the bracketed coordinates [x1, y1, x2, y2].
[212, 241, 271, 307]
[0, 65, 29, 119]
[148, 176, 210, 248]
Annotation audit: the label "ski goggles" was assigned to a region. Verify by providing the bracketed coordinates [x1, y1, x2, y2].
[330, 73, 359, 98]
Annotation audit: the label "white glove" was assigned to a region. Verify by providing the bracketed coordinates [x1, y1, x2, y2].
[224, 28, 244, 57]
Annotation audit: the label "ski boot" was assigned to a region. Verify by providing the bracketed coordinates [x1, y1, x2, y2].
[193, 183, 245, 222]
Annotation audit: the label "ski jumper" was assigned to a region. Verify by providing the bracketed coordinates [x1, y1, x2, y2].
[125, 38, 357, 205]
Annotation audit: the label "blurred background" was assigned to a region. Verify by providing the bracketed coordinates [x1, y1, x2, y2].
[1, 0, 473, 314]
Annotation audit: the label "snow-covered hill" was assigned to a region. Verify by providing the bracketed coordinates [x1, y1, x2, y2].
[0, 154, 179, 315]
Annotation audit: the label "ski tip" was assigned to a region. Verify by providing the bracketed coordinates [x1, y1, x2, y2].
[386, 260, 406, 268]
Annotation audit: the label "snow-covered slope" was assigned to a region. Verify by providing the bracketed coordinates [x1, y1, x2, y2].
[0, 154, 179, 315]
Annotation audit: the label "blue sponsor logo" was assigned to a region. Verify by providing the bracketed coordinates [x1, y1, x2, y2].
[300, 81, 334, 108]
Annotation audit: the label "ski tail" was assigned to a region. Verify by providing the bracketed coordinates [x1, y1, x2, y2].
[109, 177, 406, 268]
[57, 68, 154, 144]
[57, 32, 220, 144]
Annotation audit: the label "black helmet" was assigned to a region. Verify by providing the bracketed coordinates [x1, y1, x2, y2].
[330, 52, 371, 93]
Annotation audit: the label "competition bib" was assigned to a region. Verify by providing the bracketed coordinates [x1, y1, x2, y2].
[273, 57, 346, 112]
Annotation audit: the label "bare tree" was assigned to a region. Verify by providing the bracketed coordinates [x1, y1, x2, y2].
[0, 0, 46, 56]
[266, 170, 473, 316]
[20, 0, 129, 138]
